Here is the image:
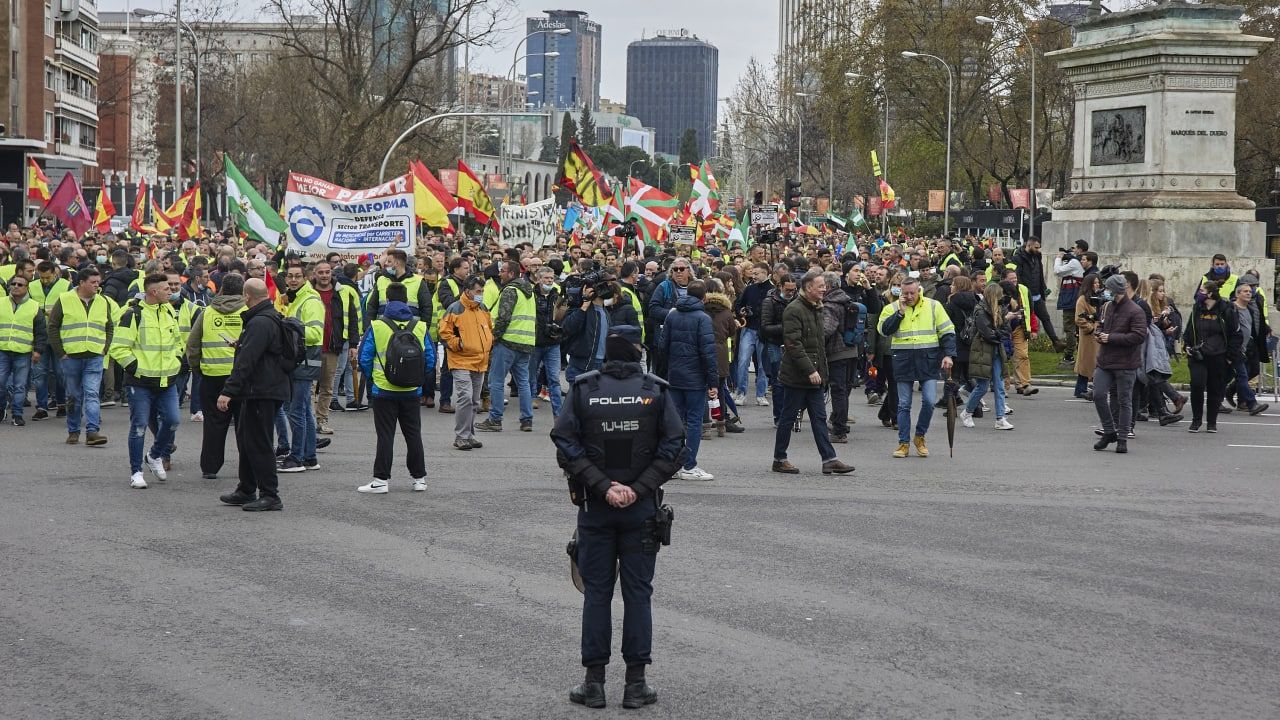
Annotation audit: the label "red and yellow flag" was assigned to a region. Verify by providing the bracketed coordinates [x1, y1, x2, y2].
[27, 158, 51, 204]
[410, 160, 458, 230]
[558, 139, 613, 208]
[456, 160, 496, 228]
[165, 184, 202, 239]
[92, 184, 117, 234]
[152, 198, 178, 234]
[130, 178, 150, 233]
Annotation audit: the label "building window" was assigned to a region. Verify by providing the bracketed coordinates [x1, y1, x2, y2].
[45, 112, 54, 142]
[44, 3, 54, 37]
[45, 64, 56, 90]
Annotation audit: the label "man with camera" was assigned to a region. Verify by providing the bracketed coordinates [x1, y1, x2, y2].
[529, 266, 564, 418]
[562, 271, 613, 386]
[1054, 240, 1089, 367]
[551, 325, 686, 710]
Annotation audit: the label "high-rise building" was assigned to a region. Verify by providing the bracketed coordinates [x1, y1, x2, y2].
[777, 0, 856, 92]
[625, 30, 718, 159]
[1, 0, 102, 221]
[460, 71, 526, 111]
[525, 10, 601, 111]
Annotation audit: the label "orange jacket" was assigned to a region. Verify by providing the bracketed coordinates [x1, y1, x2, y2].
[438, 293, 493, 372]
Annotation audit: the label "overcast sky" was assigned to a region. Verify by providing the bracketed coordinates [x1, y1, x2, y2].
[100, 0, 779, 105]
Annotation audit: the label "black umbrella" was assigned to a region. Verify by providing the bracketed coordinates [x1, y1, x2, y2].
[944, 368, 959, 458]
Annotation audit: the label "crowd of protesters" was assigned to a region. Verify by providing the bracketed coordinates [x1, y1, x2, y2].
[0, 216, 1275, 494]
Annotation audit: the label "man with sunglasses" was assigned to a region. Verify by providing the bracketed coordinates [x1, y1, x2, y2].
[645, 259, 693, 374]
[0, 275, 46, 426]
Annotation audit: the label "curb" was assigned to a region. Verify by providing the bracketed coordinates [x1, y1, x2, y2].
[1032, 377, 1192, 392]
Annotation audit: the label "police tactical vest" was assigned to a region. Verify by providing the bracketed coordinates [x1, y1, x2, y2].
[573, 369, 667, 485]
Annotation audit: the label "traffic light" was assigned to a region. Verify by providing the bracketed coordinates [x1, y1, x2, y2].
[784, 179, 802, 211]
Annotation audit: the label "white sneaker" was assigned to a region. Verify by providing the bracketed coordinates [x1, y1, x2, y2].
[960, 410, 975, 428]
[676, 467, 715, 481]
[1004, 403, 1013, 415]
[190, 411, 204, 423]
[130, 472, 147, 489]
[994, 418, 1015, 430]
[755, 396, 770, 407]
[412, 478, 427, 492]
[733, 391, 746, 405]
[145, 454, 167, 481]
[357, 480, 389, 494]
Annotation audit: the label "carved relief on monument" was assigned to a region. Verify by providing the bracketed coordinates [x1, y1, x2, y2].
[1090, 107, 1146, 166]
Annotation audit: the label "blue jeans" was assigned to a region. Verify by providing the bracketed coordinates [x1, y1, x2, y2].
[965, 354, 1007, 419]
[127, 384, 178, 473]
[565, 356, 602, 386]
[773, 385, 837, 463]
[275, 405, 291, 452]
[764, 343, 784, 424]
[488, 343, 532, 424]
[32, 349, 64, 410]
[670, 388, 707, 470]
[734, 328, 768, 398]
[332, 342, 355, 403]
[1231, 357, 1258, 408]
[0, 351, 31, 420]
[528, 344, 563, 416]
[61, 356, 104, 434]
[896, 378, 939, 444]
[288, 378, 317, 462]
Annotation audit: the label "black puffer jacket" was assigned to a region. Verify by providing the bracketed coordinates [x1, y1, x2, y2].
[101, 266, 139, 305]
[760, 288, 792, 345]
[222, 300, 291, 403]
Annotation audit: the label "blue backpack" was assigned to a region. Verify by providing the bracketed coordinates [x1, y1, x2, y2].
[842, 301, 868, 350]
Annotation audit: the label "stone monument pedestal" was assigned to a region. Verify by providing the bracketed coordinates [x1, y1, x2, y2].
[1043, 2, 1273, 300]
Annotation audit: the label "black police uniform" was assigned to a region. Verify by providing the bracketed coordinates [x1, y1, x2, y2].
[550, 351, 686, 709]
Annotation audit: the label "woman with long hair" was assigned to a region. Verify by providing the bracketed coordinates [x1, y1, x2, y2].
[1074, 274, 1103, 399]
[1183, 280, 1241, 433]
[960, 283, 1014, 430]
[945, 275, 978, 391]
[1142, 278, 1188, 420]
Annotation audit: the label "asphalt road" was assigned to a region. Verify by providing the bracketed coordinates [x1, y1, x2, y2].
[1, 382, 1277, 719]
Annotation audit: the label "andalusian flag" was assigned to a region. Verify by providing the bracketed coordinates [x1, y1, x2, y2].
[689, 161, 721, 218]
[92, 184, 116, 234]
[559, 139, 612, 208]
[410, 160, 458, 230]
[225, 156, 287, 246]
[625, 177, 678, 247]
[456, 159, 497, 228]
[27, 158, 51, 203]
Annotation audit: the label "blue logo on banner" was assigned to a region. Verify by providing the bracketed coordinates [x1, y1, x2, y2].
[288, 206, 326, 246]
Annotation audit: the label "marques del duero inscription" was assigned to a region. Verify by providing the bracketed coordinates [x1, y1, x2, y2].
[1090, 106, 1146, 166]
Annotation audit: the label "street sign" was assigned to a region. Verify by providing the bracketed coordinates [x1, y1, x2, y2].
[670, 225, 696, 245]
[750, 204, 779, 228]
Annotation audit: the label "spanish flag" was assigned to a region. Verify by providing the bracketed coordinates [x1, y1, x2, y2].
[410, 160, 458, 230]
[131, 178, 151, 233]
[456, 160, 496, 228]
[92, 184, 116, 234]
[166, 184, 202, 239]
[152, 197, 179, 234]
[27, 158, 51, 204]
[558, 139, 612, 208]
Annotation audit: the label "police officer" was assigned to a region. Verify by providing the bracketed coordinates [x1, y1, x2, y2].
[186, 272, 247, 479]
[550, 325, 687, 710]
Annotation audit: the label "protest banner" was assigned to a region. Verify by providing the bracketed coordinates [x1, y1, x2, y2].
[283, 173, 416, 260]
[670, 225, 696, 245]
[499, 198, 558, 248]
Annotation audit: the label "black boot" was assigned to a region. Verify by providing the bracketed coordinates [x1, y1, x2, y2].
[570, 666, 606, 709]
[1115, 439, 1128, 453]
[1093, 432, 1118, 451]
[622, 664, 657, 709]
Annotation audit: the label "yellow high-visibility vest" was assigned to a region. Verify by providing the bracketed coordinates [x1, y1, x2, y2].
[198, 305, 246, 376]
[370, 317, 427, 392]
[877, 296, 955, 350]
[56, 293, 110, 355]
[0, 297, 40, 353]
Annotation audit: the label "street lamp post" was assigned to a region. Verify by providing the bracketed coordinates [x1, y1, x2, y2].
[977, 15, 1036, 231]
[378, 111, 552, 184]
[135, 8, 202, 216]
[497, 28, 568, 192]
[627, 158, 645, 187]
[793, 92, 810, 181]
[902, 51, 954, 235]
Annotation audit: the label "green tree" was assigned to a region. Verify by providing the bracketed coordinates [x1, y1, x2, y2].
[678, 128, 701, 167]
[538, 135, 560, 164]
[578, 106, 597, 149]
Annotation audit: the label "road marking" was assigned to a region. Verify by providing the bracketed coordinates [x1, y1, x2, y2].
[1210, 421, 1280, 427]
[1227, 444, 1280, 449]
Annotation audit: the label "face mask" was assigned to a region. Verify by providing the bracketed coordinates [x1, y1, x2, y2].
[1102, 289, 1113, 301]
[96, 255, 107, 264]
[1211, 265, 1228, 276]
[541, 283, 555, 292]
[891, 287, 901, 298]
[603, 298, 615, 307]
[472, 293, 485, 303]
[169, 291, 181, 302]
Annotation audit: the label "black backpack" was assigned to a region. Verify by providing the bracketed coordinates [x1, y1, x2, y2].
[379, 318, 423, 387]
[273, 315, 307, 371]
